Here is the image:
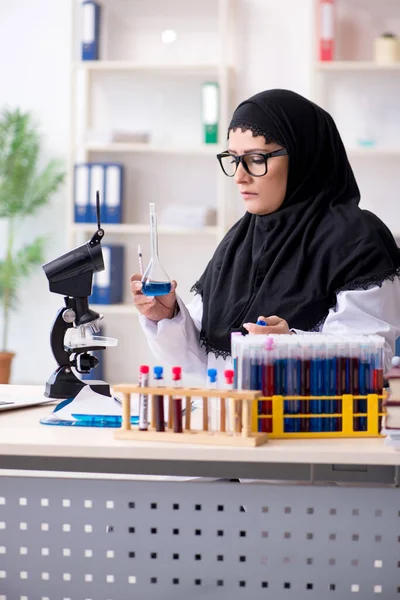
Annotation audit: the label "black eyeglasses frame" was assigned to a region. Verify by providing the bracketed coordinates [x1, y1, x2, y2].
[216, 148, 288, 177]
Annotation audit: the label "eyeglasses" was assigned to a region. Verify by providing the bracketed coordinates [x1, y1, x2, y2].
[217, 148, 288, 177]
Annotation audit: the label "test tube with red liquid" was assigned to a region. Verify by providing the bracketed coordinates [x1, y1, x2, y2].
[172, 366, 183, 433]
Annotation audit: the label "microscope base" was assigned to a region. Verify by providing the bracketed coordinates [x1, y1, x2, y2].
[45, 366, 110, 399]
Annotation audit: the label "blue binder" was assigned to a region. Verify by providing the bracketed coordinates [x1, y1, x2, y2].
[74, 162, 123, 224]
[81, 1, 101, 61]
[103, 164, 123, 224]
[91, 244, 124, 304]
[74, 164, 90, 222]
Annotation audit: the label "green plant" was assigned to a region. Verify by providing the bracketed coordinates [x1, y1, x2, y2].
[0, 108, 65, 351]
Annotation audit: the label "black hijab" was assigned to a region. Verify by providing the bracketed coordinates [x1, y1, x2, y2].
[192, 89, 400, 357]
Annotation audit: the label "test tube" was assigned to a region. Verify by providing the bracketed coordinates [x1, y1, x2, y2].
[349, 339, 360, 431]
[224, 369, 235, 434]
[358, 343, 369, 432]
[310, 341, 324, 432]
[172, 366, 183, 433]
[138, 365, 149, 431]
[372, 336, 384, 429]
[231, 332, 242, 389]
[153, 366, 165, 432]
[300, 342, 311, 432]
[274, 343, 284, 396]
[372, 336, 384, 394]
[241, 342, 251, 391]
[207, 368, 218, 433]
[327, 341, 338, 432]
[263, 338, 275, 433]
[250, 345, 263, 432]
[284, 340, 296, 434]
[290, 339, 301, 434]
[344, 339, 352, 394]
[235, 338, 247, 433]
[336, 339, 347, 432]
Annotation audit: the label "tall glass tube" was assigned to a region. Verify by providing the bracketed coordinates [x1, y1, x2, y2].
[142, 203, 171, 296]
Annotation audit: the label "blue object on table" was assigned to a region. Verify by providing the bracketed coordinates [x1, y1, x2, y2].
[42, 414, 139, 427]
[40, 393, 139, 428]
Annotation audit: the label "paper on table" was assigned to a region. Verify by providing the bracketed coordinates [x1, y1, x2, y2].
[45, 385, 137, 423]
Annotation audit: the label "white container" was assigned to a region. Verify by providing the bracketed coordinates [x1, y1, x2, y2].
[160, 205, 217, 229]
[374, 35, 399, 64]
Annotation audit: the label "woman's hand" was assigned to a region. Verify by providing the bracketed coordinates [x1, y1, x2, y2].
[130, 273, 178, 322]
[243, 315, 292, 335]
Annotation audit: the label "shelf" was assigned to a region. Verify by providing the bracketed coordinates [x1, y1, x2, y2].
[347, 147, 400, 158]
[85, 142, 219, 155]
[73, 61, 233, 75]
[72, 223, 219, 236]
[93, 304, 139, 316]
[316, 61, 400, 71]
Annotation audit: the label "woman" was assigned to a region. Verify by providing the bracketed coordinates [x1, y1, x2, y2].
[131, 89, 400, 381]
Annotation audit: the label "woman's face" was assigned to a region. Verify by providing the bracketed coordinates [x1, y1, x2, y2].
[228, 128, 289, 215]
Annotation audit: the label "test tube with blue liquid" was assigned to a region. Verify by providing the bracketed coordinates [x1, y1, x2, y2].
[207, 368, 219, 433]
[289, 339, 301, 433]
[324, 342, 337, 432]
[249, 345, 263, 432]
[310, 341, 324, 432]
[300, 343, 311, 432]
[336, 339, 347, 432]
[141, 203, 171, 296]
[349, 340, 360, 431]
[358, 343, 369, 432]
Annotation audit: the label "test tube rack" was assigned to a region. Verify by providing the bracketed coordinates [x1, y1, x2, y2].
[112, 384, 268, 447]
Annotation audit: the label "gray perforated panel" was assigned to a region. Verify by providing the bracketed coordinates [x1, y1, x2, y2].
[0, 476, 399, 599]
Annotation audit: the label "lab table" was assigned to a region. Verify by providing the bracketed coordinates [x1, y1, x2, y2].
[0, 385, 399, 600]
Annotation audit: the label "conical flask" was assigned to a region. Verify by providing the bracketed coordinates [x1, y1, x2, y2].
[141, 203, 172, 296]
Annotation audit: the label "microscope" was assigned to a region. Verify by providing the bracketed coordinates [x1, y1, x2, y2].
[43, 192, 114, 400]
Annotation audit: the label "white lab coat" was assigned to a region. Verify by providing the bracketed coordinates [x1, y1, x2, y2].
[139, 278, 400, 383]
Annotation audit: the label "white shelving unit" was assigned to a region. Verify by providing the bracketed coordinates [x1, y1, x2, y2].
[83, 142, 219, 155]
[72, 222, 218, 235]
[72, 61, 235, 73]
[92, 303, 139, 316]
[315, 61, 400, 71]
[69, 0, 237, 382]
[311, 0, 400, 237]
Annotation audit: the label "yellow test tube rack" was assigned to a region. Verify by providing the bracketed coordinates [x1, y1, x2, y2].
[112, 385, 386, 445]
[252, 394, 386, 439]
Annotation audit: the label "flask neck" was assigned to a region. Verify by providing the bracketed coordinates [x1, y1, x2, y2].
[150, 212, 159, 259]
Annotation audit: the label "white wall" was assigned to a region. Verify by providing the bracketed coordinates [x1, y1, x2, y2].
[2, 0, 396, 385]
[0, 0, 71, 383]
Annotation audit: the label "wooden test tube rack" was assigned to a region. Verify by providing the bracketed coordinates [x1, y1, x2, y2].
[113, 385, 267, 447]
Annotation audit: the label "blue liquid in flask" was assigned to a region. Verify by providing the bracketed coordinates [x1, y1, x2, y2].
[142, 281, 171, 296]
